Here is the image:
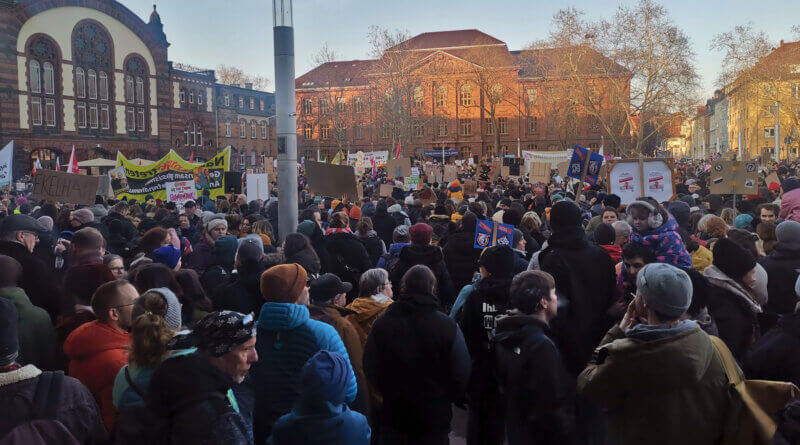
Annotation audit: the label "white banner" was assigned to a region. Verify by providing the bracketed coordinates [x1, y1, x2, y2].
[246, 173, 270, 203]
[521, 149, 573, 165]
[347, 150, 389, 167]
[165, 180, 196, 212]
[0, 141, 13, 187]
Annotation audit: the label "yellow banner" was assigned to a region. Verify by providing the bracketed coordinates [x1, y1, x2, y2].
[112, 148, 230, 201]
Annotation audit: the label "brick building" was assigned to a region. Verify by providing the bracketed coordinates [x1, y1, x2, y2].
[215, 82, 276, 171]
[295, 29, 630, 160]
[0, 0, 219, 175]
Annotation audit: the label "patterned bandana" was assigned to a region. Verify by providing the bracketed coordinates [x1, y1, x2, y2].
[168, 311, 256, 357]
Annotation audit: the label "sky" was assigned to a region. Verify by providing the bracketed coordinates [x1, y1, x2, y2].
[126, 0, 800, 99]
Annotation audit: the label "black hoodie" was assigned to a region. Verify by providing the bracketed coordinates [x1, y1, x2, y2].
[390, 243, 456, 308]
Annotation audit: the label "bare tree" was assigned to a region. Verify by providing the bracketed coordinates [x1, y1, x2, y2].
[216, 64, 271, 90]
[303, 43, 353, 153]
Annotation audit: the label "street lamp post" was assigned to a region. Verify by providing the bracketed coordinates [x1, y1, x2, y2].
[774, 101, 780, 162]
[273, 0, 297, 241]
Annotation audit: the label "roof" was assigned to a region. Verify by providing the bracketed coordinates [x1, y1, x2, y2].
[296, 59, 377, 88]
[385, 29, 505, 52]
[511, 46, 629, 78]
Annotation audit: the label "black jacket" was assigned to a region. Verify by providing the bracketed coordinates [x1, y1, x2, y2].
[492, 315, 576, 445]
[372, 208, 397, 249]
[707, 282, 760, 363]
[390, 243, 456, 308]
[102, 212, 138, 242]
[759, 240, 800, 315]
[442, 230, 481, 292]
[323, 232, 371, 300]
[363, 292, 470, 436]
[147, 353, 249, 445]
[744, 312, 800, 387]
[211, 262, 267, 317]
[428, 215, 455, 244]
[285, 248, 321, 278]
[355, 231, 385, 268]
[0, 240, 61, 322]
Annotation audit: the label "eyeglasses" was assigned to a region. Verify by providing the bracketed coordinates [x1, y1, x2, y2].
[111, 303, 135, 309]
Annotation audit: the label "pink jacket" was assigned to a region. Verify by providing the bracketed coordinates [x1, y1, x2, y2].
[780, 188, 800, 223]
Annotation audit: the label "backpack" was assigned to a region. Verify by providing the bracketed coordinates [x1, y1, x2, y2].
[710, 335, 800, 445]
[0, 371, 80, 445]
[379, 252, 402, 277]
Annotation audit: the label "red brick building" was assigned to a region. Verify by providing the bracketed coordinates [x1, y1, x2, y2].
[295, 29, 630, 160]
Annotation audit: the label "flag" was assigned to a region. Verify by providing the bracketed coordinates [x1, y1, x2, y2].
[371, 156, 376, 178]
[599, 135, 605, 157]
[500, 146, 505, 159]
[331, 150, 343, 165]
[0, 141, 12, 186]
[67, 145, 79, 174]
[55, 156, 61, 172]
[393, 139, 402, 159]
[32, 158, 42, 176]
[189, 151, 194, 163]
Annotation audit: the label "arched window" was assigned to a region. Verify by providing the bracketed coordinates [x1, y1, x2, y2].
[413, 86, 423, 108]
[73, 22, 113, 134]
[27, 35, 61, 130]
[124, 56, 149, 134]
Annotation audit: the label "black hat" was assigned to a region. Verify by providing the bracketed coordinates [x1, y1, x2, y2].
[184, 200, 196, 208]
[712, 238, 756, 281]
[309, 273, 353, 302]
[594, 222, 616, 245]
[479, 245, 515, 278]
[550, 201, 582, 230]
[0, 214, 48, 235]
[0, 298, 19, 367]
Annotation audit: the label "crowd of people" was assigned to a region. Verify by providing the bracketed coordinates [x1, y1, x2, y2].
[2, 156, 800, 444]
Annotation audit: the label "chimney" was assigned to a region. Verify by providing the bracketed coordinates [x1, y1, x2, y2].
[245, 82, 253, 90]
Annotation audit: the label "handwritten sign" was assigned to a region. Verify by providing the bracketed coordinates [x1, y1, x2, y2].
[246, 174, 270, 203]
[32, 169, 99, 205]
[165, 180, 196, 212]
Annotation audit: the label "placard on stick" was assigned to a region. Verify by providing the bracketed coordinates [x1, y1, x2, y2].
[387, 158, 411, 178]
[444, 165, 457, 182]
[32, 169, 99, 205]
[709, 160, 759, 195]
[379, 184, 394, 197]
[305, 160, 358, 200]
[606, 158, 676, 205]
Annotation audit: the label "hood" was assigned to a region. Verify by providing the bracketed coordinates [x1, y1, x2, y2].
[429, 214, 451, 223]
[257, 302, 310, 331]
[63, 320, 129, 359]
[639, 214, 680, 236]
[387, 242, 409, 255]
[603, 325, 715, 390]
[355, 229, 379, 240]
[147, 353, 233, 415]
[387, 204, 406, 215]
[477, 275, 513, 306]
[346, 297, 391, 323]
[492, 314, 548, 347]
[297, 350, 349, 406]
[770, 240, 800, 260]
[704, 265, 762, 314]
[361, 201, 376, 217]
[399, 243, 443, 266]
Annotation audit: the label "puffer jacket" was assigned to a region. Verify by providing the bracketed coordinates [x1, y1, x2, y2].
[628, 215, 692, 269]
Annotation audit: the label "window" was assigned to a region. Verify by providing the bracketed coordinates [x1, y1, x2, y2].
[526, 88, 537, 107]
[239, 152, 245, 168]
[438, 121, 448, 137]
[251, 151, 257, 166]
[259, 99, 264, 111]
[72, 22, 112, 133]
[186, 122, 202, 147]
[251, 121, 257, 139]
[225, 122, 231, 137]
[126, 108, 135, 131]
[498, 117, 508, 135]
[354, 97, 364, 113]
[526, 144, 538, 150]
[320, 124, 330, 139]
[189, 90, 194, 104]
[303, 123, 313, 139]
[413, 87, 424, 108]
[319, 99, 329, 114]
[765, 127, 776, 138]
[435, 86, 447, 107]
[261, 122, 267, 139]
[588, 143, 600, 149]
[380, 127, 390, 139]
[460, 84, 472, 106]
[354, 125, 364, 139]
[124, 57, 148, 134]
[137, 109, 145, 131]
[336, 97, 346, 112]
[238, 96, 244, 108]
[250, 97, 255, 109]
[460, 118, 472, 136]
[100, 104, 109, 129]
[29, 60, 41, 93]
[30, 97, 42, 125]
[486, 118, 495, 135]
[43, 62, 54, 94]
[302, 99, 313, 114]
[414, 122, 424, 138]
[126, 76, 135, 103]
[179, 89, 185, 103]
[793, 83, 800, 99]
[27, 36, 61, 130]
[240, 120, 246, 138]
[528, 116, 537, 134]
[224, 94, 230, 106]
[589, 117, 601, 133]
[197, 91, 204, 105]
[490, 84, 503, 103]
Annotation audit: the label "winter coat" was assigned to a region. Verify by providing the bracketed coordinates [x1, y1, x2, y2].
[268, 351, 371, 445]
[183, 237, 217, 275]
[63, 320, 130, 430]
[285, 248, 321, 278]
[390, 243, 456, 308]
[147, 353, 250, 445]
[371, 207, 397, 249]
[322, 231, 371, 299]
[376, 242, 408, 270]
[628, 215, 693, 269]
[513, 249, 529, 274]
[345, 296, 392, 348]
[0, 287, 58, 371]
[0, 240, 62, 321]
[387, 204, 411, 227]
[251, 302, 357, 443]
[442, 230, 481, 292]
[428, 214, 455, 244]
[363, 292, 470, 439]
[780, 188, 800, 223]
[533, 227, 617, 376]
[211, 262, 267, 317]
[704, 265, 762, 363]
[492, 315, 576, 445]
[102, 212, 137, 242]
[0, 365, 107, 444]
[744, 312, 800, 388]
[578, 324, 729, 445]
[355, 230, 386, 268]
[759, 238, 800, 314]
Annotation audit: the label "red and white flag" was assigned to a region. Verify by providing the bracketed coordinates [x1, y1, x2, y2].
[189, 151, 195, 163]
[67, 146, 79, 174]
[55, 156, 61, 171]
[32, 158, 42, 175]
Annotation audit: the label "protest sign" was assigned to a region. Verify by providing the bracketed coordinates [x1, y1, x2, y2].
[444, 165, 457, 182]
[165, 180, 197, 212]
[387, 158, 411, 178]
[347, 150, 389, 167]
[473, 220, 514, 249]
[305, 160, 358, 200]
[710, 160, 759, 195]
[557, 161, 569, 176]
[32, 169, 99, 205]
[0, 141, 13, 187]
[264, 157, 274, 174]
[529, 162, 551, 183]
[114, 148, 229, 201]
[95, 175, 113, 198]
[642, 160, 675, 203]
[404, 176, 420, 191]
[567, 145, 604, 185]
[411, 167, 420, 177]
[765, 172, 781, 189]
[418, 188, 436, 205]
[379, 184, 394, 197]
[108, 166, 128, 195]
[463, 180, 478, 195]
[607, 158, 675, 204]
[246, 173, 270, 203]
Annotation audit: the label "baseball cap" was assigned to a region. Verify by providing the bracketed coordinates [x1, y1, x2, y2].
[309, 273, 353, 302]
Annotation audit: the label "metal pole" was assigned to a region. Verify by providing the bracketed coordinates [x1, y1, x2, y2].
[273, 0, 297, 241]
[774, 101, 780, 162]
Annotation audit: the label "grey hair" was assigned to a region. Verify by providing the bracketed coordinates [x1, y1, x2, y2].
[697, 213, 715, 232]
[358, 268, 389, 299]
[612, 220, 632, 237]
[1, 231, 21, 242]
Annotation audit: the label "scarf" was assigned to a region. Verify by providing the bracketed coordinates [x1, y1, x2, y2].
[325, 227, 352, 235]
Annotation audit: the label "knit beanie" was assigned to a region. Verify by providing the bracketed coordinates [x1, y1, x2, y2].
[594, 222, 616, 246]
[237, 237, 264, 265]
[776, 220, 800, 244]
[297, 220, 317, 238]
[145, 287, 182, 329]
[549, 201, 582, 230]
[260, 263, 308, 303]
[37, 215, 54, 232]
[214, 235, 238, 270]
[0, 298, 19, 367]
[206, 217, 228, 233]
[479, 244, 515, 278]
[409, 222, 433, 244]
[712, 237, 756, 281]
[734, 214, 754, 230]
[603, 194, 621, 209]
[781, 178, 800, 193]
[667, 201, 690, 230]
[71, 208, 95, 225]
[349, 206, 361, 220]
[636, 263, 693, 319]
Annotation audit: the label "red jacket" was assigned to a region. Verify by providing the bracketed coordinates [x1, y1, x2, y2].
[63, 320, 129, 431]
[600, 244, 623, 264]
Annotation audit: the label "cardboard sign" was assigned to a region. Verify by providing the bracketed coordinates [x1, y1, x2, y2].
[557, 161, 570, 176]
[642, 160, 674, 203]
[165, 180, 197, 212]
[463, 180, 478, 196]
[710, 160, 759, 195]
[418, 188, 436, 205]
[387, 158, 411, 178]
[765, 172, 781, 189]
[305, 160, 358, 200]
[411, 167, 420, 177]
[379, 184, 394, 197]
[444, 165, 457, 182]
[530, 162, 551, 183]
[32, 169, 99, 205]
[501, 166, 510, 178]
[246, 173, 270, 203]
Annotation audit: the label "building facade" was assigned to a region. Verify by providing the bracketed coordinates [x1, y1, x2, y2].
[215, 83, 276, 171]
[706, 90, 729, 155]
[295, 30, 630, 160]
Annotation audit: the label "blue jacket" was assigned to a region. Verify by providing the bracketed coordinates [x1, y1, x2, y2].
[251, 303, 357, 440]
[269, 351, 370, 445]
[376, 242, 409, 269]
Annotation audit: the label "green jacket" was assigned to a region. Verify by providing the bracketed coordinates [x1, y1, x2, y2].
[0, 287, 58, 371]
[578, 324, 730, 445]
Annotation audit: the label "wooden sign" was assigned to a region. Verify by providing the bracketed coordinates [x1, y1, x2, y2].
[32, 169, 99, 205]
[305, 160, 358, 200]
[387, 158, 412, 178]
[709, 160, 759, 195]
[379, 184, 394, 197]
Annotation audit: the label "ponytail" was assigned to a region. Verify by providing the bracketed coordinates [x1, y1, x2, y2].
[129, 291, 174, 368]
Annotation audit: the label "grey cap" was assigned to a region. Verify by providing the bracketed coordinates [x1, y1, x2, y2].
[0, 214, 47, 235]
[237, 236, 264, 265]
[776, 220, 800, 244]
[636, 263, 693, 318]
[146, 287, 182, 329]
[393, 225, 409, 241]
